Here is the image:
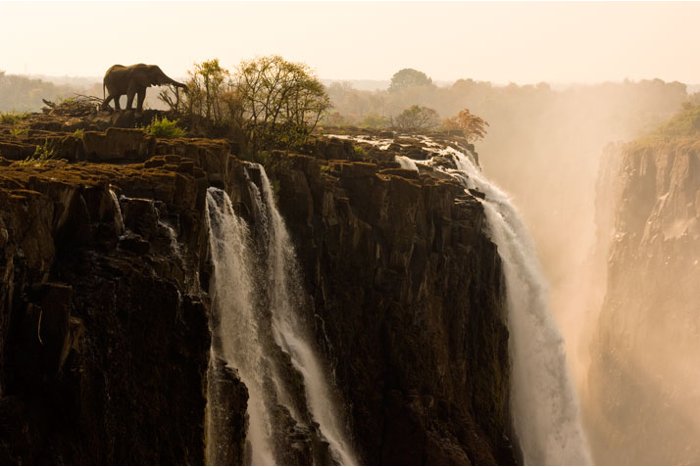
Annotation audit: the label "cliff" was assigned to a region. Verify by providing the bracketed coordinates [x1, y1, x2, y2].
[586, 136, 700, 464]
[0, 116, 514, 464]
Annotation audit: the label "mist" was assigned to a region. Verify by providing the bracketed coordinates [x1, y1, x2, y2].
[323, 75, 698, 464]
[4, 2, 700, 464]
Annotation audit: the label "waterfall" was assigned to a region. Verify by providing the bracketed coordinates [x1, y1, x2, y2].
[108, 187, 125, 235]
[158, 219, 182, 258]
[205, 169, 357, 465]
[205, 189, 276, 465]
[395, 155, 419, 171]
[252, 164, 358, 466]
[426, 145, 591, 465]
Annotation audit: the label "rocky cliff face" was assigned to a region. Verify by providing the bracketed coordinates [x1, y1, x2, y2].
[0, 117, 514, 464]
[586, 138, 700, 464]
[264, 136, 513, 465]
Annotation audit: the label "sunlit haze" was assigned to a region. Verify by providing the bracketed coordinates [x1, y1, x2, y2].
[1, 1, 700, 84]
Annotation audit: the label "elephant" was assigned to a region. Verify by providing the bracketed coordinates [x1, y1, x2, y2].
[102, 64, 187, 112]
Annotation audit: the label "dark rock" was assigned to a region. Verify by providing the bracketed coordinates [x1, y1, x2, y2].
[0, 142, 35, 160]
[118, 233, 150, 254]
[0, 114, 516, 466]
[207, 357, 248, 465]
[265, 150, 515, 465]
[82, 128, 154, 162]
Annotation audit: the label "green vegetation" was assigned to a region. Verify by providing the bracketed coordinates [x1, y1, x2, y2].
[353, 145, 367, 157]
[10, 127, 28, 139]
[160, 55, 330, 154]
[236, 55, 330, 151]
[650, 102, 700, 138]
[178, 58, 234, 126]
[32, 140, 57, 161]
[0, 112, 29, 124]
[394, 105, 440, 132]
[13, 140, 58, 167]
[146, 116, 186, 138]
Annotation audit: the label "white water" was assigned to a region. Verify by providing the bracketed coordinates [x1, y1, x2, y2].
[108, 188, 125, 235]
[206, 175, 357, 465]
[158, 219, 182, 258]
[426, 145, 591, 465]
[395, 155, 419, 171]
[205, 189, 276, 466]
[252, 165, 358, 466]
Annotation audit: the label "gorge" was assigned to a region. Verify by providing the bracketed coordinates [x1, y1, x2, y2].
[0, 116, 516, 463]
[24, 97, 700, 465]
[0, 110, 593, 464]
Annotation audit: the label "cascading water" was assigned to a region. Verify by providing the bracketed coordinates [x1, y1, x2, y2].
[205, 165, 357, 466]
[206, 189, 276, 465]
[395, 155, 419, 171]
[252, 164, 358, 466]
[158, 219, 181, 258]
[425, 144, 591, 465]
[108, 187, 125, 235]
[332, 133, 590, 464]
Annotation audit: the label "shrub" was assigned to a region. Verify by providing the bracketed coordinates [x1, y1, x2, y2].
[32, 140, 56, 161]
[360, 113, 390, 129]
[146, 116, 186, 138]
[14, 140, 58, 167]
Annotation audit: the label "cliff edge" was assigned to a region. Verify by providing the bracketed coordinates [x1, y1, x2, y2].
[0, 115, 514, 464]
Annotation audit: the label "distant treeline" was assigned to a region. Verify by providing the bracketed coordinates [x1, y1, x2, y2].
[323, 72, 689, 133]
[0, 71, 89, 112]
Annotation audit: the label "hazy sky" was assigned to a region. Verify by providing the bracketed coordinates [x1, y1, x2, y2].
[1, 1, 699, 84]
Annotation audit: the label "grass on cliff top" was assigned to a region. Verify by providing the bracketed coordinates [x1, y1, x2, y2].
[650, 102, 700, 138]
[628, 102, 700, 150]
[0, 112, 30, 125]
[1, 159, 178, 193]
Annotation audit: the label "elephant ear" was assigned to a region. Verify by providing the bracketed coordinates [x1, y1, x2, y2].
[148, 66, 167, 86]
[130, 68, 151, 88]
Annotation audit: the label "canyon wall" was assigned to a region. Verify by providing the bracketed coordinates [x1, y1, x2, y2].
[586, 137, 700, 464]
[0, 118, 514, 464]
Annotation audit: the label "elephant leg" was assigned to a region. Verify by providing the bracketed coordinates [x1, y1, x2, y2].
[136, 91, 146, 113]
[126, 91, 135, 111]
[101, 95, 112, 110]
[114, 95, 122, 111]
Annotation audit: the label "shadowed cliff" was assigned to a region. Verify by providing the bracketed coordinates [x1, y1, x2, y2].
[0, 114, 515, 465]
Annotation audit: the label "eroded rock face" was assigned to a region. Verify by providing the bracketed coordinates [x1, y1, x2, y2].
[586, 139, 700, 465]
[264, 147, 514, 465]
[0, 116, 515, 465]
[0, 157, 217, 464]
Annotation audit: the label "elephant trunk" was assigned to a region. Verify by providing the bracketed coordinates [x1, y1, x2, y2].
[162, 76, 188, 90]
